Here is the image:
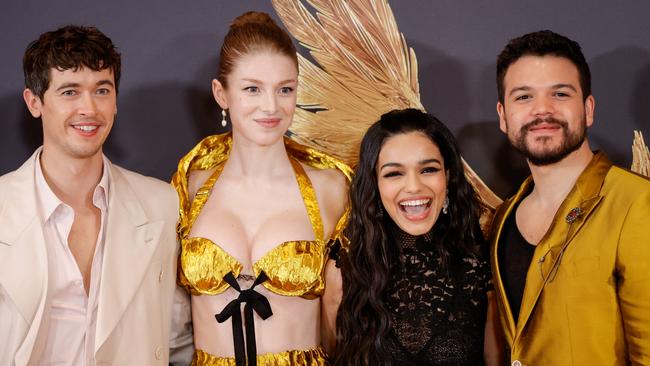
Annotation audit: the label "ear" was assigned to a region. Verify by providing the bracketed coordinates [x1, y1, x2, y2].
[23, 88, 43, 118]
[584, 94, 595, 128]
[496, 101, 507, 133]
[211, 79, 228, 110]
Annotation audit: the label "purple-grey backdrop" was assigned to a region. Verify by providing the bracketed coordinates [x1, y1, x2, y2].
[1, 1, 648, 197]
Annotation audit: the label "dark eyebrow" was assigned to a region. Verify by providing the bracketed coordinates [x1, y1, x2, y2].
[420, 158, 442, 165]
[55, 79, 114, 92]
[55, 82, 80, 92]
[96, 79, 115, 88]
[508, 83, 577, 97]
[379, 162, 402, 170]
[552, 83, 577, 92]
[508, 86, 531, 97]
[379, 158, 442, 170]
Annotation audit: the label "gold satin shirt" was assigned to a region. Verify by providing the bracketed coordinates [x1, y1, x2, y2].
[172, 133, 352, 298]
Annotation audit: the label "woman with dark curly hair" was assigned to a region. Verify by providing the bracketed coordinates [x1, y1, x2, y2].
[333, 108, 501, 365]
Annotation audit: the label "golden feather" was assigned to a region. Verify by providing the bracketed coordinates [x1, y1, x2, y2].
[631, 130, 650, 177]
[271, 0, 503, 231]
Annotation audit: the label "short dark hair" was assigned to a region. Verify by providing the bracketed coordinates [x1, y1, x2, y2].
[23, 25, 121, 101]
[496, 30, 591, 103]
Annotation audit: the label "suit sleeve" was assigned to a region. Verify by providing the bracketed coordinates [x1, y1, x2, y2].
[616, 190, 650, 365]
[169, 286, 194, 365]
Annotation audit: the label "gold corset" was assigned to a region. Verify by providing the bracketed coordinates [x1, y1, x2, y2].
[173, 133, 352, 298]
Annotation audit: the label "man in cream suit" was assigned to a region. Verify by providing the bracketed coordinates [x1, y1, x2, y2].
[0, 25, 192, 365]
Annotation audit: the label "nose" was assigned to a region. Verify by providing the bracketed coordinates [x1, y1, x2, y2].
[77, 92, 98, 116]
[261, 92, 278, 114]
[404, 172, 422, 193]
[531, 95, 554, 117]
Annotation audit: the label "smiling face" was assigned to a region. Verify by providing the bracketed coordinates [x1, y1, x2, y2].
[212, 51, 298, 146]
[497, 55, 594, 166]
[376, 131, 448, 236]
[23, 67, 117, 162]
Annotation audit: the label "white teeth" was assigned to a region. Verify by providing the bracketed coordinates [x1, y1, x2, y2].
[400, 199, 430, 207]
[74, 125, 98, 132]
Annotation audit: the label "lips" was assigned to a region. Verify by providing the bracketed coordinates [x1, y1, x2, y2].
[524, 117, 567, 133]
[398, 198, 432, 220]
[255, 118, 282, 128]
[528, 123, 561, 132]
[71, 123, 101, 136]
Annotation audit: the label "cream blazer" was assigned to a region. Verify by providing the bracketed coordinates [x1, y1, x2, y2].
[0, 150, 191, 366]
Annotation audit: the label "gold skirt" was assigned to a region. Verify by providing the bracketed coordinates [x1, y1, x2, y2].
[192, 347, 327, 366]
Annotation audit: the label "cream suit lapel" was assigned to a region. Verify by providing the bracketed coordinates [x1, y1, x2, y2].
[94, 163, 164, 354]
[0, 151, 49, 365]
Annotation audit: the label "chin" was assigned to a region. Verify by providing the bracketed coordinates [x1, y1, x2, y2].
[396, 221, 435, 236]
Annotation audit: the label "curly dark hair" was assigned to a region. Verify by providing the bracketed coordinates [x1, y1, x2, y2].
[23, 25, 121, 101]
[333, 108, 484, 365]
[496, 30, 591, 104]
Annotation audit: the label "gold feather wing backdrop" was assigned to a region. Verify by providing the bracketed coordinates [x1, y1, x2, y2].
[271, 0, 422, 162]
[271, 0, 503, 230]
[632, 131, 650, 177]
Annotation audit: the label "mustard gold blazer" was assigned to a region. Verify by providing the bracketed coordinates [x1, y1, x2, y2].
[490, 152, 650, 366]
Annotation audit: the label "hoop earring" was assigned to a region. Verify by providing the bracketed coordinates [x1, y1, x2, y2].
[221, 109, 227, 127]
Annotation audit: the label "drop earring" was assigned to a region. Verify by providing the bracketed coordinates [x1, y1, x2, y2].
[442, 194, 449, 215]
[221, 109, 227, 127]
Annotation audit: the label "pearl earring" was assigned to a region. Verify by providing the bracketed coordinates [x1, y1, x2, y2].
[221, 109, 227, 127]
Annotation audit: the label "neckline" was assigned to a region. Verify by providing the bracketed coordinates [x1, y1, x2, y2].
[388, 220, 434, 250]
[185, 153, 325, 264]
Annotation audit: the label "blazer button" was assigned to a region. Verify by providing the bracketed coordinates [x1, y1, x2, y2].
[512, 360, 522, 366]
[155, 345, 162, 360]
[158, 270, 164, 282]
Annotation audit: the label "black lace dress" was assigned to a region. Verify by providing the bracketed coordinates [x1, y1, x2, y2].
[384, 226, 491, 365]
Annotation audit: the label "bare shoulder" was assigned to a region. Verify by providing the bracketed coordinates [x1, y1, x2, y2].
[303, 165, 349, 230]
[304, 165, 349, 205]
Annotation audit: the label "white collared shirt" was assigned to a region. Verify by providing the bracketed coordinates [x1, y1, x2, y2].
[34, 152, 110, 366]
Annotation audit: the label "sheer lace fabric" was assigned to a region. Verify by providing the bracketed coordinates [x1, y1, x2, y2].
[384, 226, 490, 365]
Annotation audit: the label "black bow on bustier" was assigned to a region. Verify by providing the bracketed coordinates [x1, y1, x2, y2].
[215, 271, 273, 366]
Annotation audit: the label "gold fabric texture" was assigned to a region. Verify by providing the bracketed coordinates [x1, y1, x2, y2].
[192, 347, 327, 366]
[172, 133, 352, 297]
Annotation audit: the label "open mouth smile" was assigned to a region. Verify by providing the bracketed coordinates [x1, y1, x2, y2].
[398, 198, 432, 220]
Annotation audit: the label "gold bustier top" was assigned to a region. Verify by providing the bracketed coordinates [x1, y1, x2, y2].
[172, 133, 352, 298]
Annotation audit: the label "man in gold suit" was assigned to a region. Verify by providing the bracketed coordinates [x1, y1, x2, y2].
[0, 25, 192, 365]
[490, 30, 650, 366]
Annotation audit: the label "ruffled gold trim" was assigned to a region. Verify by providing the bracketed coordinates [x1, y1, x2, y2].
[192, 347, 327, 366]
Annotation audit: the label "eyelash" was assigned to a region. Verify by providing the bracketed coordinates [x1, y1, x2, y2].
[422, 167, 441, 174]
[279, 86, 294, 94]
[382, 167, 440, 178]
[383, 171, 401, 178]
[514, 91, 571, 101]
[243, 86, 295, 94]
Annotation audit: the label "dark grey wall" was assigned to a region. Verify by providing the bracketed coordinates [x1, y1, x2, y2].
[1, 1, 648, 198]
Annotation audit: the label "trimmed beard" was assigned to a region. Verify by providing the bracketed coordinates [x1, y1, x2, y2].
[509, 116, 586, 166]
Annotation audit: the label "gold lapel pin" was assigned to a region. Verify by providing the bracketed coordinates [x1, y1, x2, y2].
[565, 207, 583, 224]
